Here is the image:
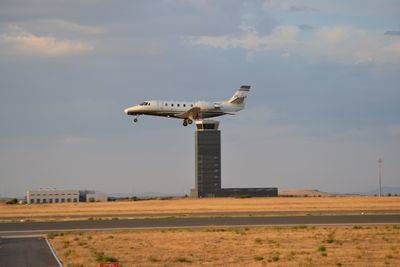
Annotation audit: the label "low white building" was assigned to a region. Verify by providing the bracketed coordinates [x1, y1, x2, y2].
[26, 189, 108, 204]
[26, 189, 79, 204]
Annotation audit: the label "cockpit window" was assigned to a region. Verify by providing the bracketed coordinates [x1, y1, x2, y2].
[139, 102, 150, 106]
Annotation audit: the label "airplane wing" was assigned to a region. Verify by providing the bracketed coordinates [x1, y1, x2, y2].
[182, 107, 201, 120]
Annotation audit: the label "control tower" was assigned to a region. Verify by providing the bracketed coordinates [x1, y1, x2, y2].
[191, 120, 277, 198]
[192, 120, 221, 197]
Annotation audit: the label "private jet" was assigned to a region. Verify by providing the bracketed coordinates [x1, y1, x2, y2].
[124, 85, 250, 126]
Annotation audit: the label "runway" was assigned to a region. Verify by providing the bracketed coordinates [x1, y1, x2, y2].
[0, 214, 399, 236]
[0, 237, 61, 266]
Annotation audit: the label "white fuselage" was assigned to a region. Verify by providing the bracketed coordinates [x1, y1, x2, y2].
[124, 100, 242, 119]
[124, 85, 250, 125]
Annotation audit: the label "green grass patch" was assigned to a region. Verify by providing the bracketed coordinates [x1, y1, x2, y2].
[94, 251, 118, 263]
[174, 257, 192, 263]
[64, 249, 72, 257]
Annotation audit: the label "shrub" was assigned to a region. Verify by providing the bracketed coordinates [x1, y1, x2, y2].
[6, 198, 18, 204]
[234, 195, 252, 198]
[206, 228, 226, 232]
[64, 249, 72, 257]
[148, 256, 159, 262]
[174, 257, 192, 263]
[318, 245, 326, 252]
[47, 233, 61, 239]
[63, 241, 70, 248]
[322, 252, 328, 257]
[255, 238, 263, 244]
[272, 256, 280, 261]
[254, 256, 264, 261]
[94, 251, 118, 263]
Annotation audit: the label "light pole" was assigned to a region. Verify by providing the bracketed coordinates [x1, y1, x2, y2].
[378, 158, 383, 197]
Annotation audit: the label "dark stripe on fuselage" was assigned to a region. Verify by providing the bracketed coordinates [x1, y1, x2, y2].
[127, 110, 227, 118]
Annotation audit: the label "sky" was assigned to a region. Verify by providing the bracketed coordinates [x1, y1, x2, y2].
[0, 0, 399, 197]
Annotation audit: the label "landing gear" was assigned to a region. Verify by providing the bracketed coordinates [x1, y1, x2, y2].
[188, 119, 193, 124]
[183, 120, 188, 126]
[132, 117, 139, 124]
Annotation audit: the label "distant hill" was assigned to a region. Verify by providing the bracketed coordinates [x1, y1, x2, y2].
[359, 186, 400, 196]
[279, 189, 334, 197]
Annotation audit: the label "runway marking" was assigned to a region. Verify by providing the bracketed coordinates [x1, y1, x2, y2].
[45, 238, 63, 267]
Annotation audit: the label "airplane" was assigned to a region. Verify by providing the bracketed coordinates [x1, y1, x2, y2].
[124, 85, 250, 126]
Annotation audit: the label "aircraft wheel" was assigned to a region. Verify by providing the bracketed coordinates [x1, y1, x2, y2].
[183, 120, 188, 126]
[188, 119, 193, 124]
[133, 118, 138, 123]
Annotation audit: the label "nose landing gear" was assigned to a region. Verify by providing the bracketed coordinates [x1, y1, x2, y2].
[132, 116, 139, 124]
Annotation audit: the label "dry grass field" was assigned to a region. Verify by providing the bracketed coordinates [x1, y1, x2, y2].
[1, 196, 399, 221]
[49, 224, 400, 266]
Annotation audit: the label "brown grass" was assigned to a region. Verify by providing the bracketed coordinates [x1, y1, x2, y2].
[1, 196, 399, 221]
[49, 224, 400, 266]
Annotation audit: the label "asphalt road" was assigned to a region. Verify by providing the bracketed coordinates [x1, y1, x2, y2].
[0, 237, 61, 267]
[0, 214, 399, 236]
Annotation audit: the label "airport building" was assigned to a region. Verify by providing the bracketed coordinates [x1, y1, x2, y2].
[191, 120, 278, 198]
[79, 190, 108, 202]
[26, 189, 107, 204]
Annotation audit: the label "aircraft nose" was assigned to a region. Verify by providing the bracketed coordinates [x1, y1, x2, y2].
[124, 106, 138, 115]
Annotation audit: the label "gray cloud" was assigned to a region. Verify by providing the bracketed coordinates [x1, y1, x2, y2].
[384, 30, 400, 36]
[298, 24, 314, 31]
[288, 5, 317, 12]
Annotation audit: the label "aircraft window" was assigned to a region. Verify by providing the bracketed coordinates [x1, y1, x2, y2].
[171, 104, 174, 107]
[191, 104, 193, 107]
[139, 102, 147, 106]
[183, 104, 186, 107]
[177, 104, 180, 107]
[165, 103, 168, 106]
[148, 102, 150, 106]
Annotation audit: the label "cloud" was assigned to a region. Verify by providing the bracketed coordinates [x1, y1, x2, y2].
[384, 30, 400, 36]
[288, 5, 317, 12]
[187, 25, 400, 65]
[0, 28, 93, 56]
[263, 0, 317, 12]
[25, 19, 105, 35]
[298, 24, 314, 31]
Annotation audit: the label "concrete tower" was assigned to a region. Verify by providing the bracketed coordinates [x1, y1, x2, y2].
[192, 120, 221, 197]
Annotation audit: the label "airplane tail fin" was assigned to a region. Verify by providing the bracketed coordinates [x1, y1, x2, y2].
[227, 85, 250, 107]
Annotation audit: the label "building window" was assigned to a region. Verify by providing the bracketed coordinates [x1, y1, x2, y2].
[49, 199, 53, 203]
[55, 199, 59, 203]
[73, 198, 77, 202]
[67, 198, 71, 202]
[36, 199, 40, 204]
[61, 198, 65, 203]
[43, 199, 47, 203]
